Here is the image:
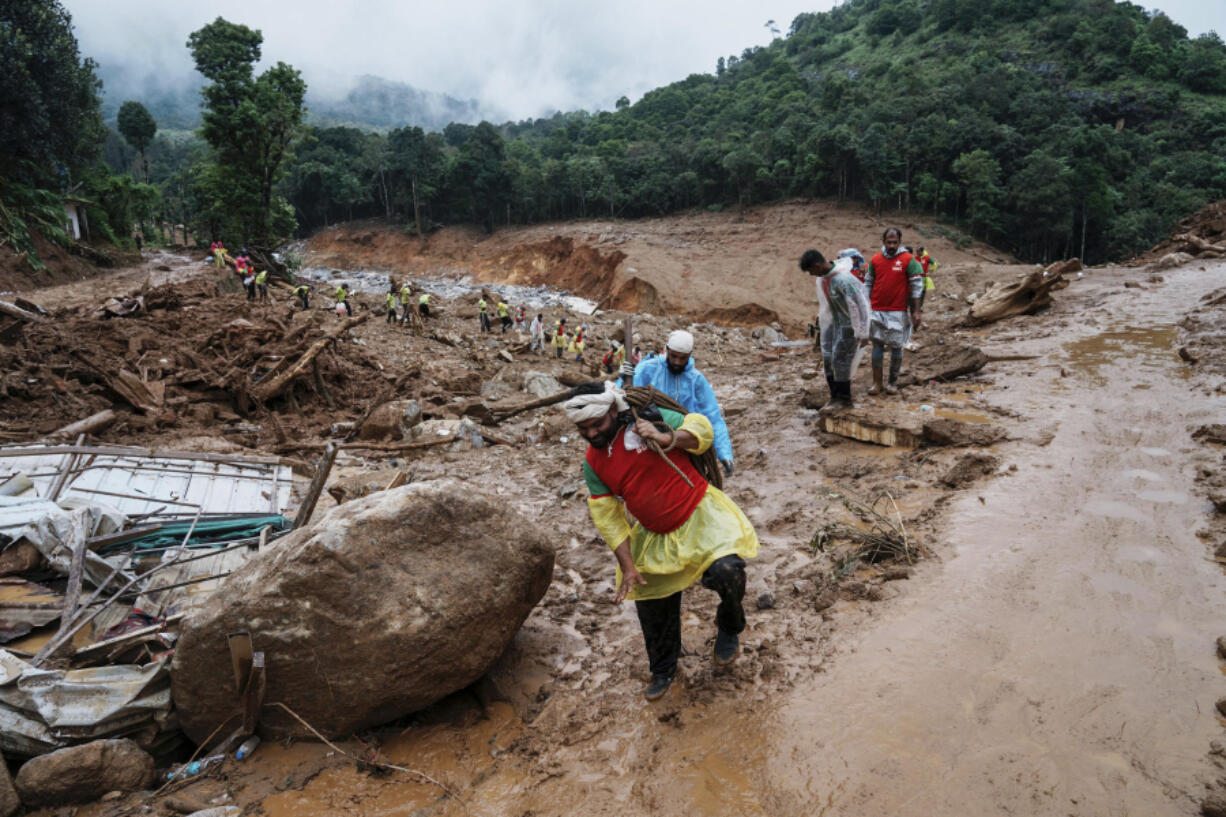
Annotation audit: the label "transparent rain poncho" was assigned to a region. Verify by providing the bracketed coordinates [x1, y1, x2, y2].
[816, 257, 871, 379]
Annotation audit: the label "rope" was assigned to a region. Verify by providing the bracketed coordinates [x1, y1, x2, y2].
[622, 386, 723, 491]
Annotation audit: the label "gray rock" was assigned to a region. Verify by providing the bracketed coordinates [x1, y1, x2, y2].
[14, 739, 154, 807]
[171, 480, 554, 741]
[755, 591, 776, 610]
[522, 371, 565, 399]
[0, 752, 16, 817]
[358, 399, 422, 441]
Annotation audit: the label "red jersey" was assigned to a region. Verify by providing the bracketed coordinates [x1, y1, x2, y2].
[868, 251, 917, 312]
[585, 426, 707, 534]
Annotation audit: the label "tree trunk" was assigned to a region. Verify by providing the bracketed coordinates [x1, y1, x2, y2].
[412, 176, 423, 236]
[966, 262, 1076, 326]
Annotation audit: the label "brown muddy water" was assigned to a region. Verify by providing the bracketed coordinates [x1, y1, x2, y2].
[223, 265, 1225, 816]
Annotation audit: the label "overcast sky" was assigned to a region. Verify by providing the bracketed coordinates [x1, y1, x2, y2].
[63, 0, 1221, 121]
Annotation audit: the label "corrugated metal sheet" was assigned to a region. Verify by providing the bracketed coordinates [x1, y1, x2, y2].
[0, 446, 294, 517]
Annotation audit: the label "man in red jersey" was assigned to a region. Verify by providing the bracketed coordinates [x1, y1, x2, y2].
[864, 227, 924, 395]
[564, 381, 759, 702]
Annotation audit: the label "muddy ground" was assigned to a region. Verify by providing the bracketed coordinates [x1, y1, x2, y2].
[5, 201, 1226, 816]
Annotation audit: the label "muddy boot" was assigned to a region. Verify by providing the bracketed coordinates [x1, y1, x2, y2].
[867, 364, 884, 396]
[700, 555, 746, 667]
[635, 593, 681, 699]
[644, 671, 676, 701]
[841, 380, 856, 408]
[886, 349, 903, 394]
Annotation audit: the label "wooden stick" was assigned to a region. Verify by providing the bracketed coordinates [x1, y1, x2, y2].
[48, 410, 118, 439]
[292, 442, 337, 530]
[250, 314, 368, 402]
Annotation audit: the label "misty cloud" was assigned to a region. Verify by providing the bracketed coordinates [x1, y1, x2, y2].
[64, 0, 1219, 124]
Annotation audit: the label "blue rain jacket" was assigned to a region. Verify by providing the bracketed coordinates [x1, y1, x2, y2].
[628, 355, 734, 463]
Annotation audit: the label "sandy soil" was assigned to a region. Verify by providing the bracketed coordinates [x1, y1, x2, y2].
[7, 202, 1226, 817]
[303, 200, 1013, 334]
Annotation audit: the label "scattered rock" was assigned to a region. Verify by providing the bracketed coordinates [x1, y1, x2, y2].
[14, 739, 154, 807]
[499, 350, 514, 363]
[327, 468, 408, 505]
[1124, 281, 1143, 289]
[1193, 425, 1226, 445]
[1216, 697, 1226, 718]
[1216, 635, 1226, 660]
[1180, 346, 1199, 364]
[358, 399, 422, 441]
[941, 452, 1001, 488]
[557, 479, 584, 499]
[1203, 791, 1226, 817]
[522, 371, 565, 399]
[756, 591, 776, 610]
[813, 588, 838, 612]
[172, 480, 555, 741]
[883, 566, 911, 581]
[1148, 274, 1165, 283]
[1153, 251, 1193, 270]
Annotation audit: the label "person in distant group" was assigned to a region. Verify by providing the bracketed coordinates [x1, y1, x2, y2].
[498, 300, 512, 333]
[837, 247, 866, 282]
[418, 291, 431, 318]
[530, 313, 545, 354]
[386, 285, 399, 324]
[213, 241, 227, 268]
[801, 249, 870, 412]
[240, 258, 256, 301]
[335, 283, 352, 317]
[554, 318, 569, 358]
[915, 246, 936, 309]
[570, 324, 587, 362]
[602, 340, 625, 374]
[293, 283, 311, 310]
[622, 330, 736, 477]
[864, 227, 924, 395]
[399, 281, 414, 322]
[515, 305, 526, 333]
[478, 296, 491, 332]
[134, 233, 143, 252]
[255, 268, 268, 301]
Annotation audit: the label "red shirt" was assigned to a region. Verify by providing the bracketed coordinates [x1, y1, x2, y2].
[585, 427, 707, 534]
[868, 251, 916, 312]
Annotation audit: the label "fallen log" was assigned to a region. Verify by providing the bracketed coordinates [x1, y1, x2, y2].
[0, 301, 44, 323]
[250, 314, 369, 402]
[48, 410, 118, 439]
[1174, 232, 1226, 255]
[966, 263, 1068, 326]
[276, 436, 456, 454]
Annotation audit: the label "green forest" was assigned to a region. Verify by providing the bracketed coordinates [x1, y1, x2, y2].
[3, 0, 1225, 269]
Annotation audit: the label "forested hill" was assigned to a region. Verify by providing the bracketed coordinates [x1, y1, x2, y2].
[286, 0, 1226, 265]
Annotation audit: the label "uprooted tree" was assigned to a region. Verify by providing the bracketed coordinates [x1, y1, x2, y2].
[966, 259, 1076, 325]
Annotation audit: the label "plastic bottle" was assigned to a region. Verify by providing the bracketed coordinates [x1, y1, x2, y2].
[165, 754, 225, 780]
[235, 735, 261, 760]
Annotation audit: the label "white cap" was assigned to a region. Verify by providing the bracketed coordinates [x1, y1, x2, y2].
[666, 329, 694, 355]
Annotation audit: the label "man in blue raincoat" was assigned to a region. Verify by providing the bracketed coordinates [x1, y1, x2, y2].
[621, 329, 736, 477]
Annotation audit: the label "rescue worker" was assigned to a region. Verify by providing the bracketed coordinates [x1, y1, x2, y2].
[554, 318, 569, 358]
[399, 281, 413, 322]
[386, 285, 399, 324]
[530, 313, 545, 354]
[335, 283, 352, 317]
[801, 249, 871, 411]
[213, 241, 227, 268]
[622, 330, 736, 477]
[602, 340, 625, 374]
[864, 227, 924, 395]
[418, 291, 431, 318]
[515, 305, 526, 333]
[255, 268, 268, 301]
[837, 247, 867, 282]
[478, 297, 491, 332]
[293, 283, 311, 310]
[241, 259, 256, 301]
[916, 246, 936, 309]
[498, 300, 512, 333]
[570, 324, 587, 361]
[565, 381, 759, 700]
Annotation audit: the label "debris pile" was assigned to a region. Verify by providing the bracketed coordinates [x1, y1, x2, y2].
[1145, 200, 1226, 268]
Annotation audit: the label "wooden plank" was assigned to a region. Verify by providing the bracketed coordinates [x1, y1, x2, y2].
[292, 442, 337, 530]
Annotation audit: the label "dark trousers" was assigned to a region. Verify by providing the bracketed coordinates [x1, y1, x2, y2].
[339, 301, 352, 316]
[633, 555, 746, 676]
[419, 304, 430, 318]
[298, 294, 309, 310]
[480, 313, 491, 331]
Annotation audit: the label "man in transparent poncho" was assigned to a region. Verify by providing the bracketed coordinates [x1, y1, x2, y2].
[801, 249, 871, 411]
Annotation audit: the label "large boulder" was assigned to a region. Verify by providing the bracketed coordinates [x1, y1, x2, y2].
[0, 753, 17, 817]
[522, 371, 564, 399]
[14, 739, 154, 807]
[171, 480, 554, 742]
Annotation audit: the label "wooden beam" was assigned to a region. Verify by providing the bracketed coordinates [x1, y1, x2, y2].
[292, 442, 337, 530]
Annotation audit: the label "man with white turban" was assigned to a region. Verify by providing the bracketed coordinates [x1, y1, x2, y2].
[564, 381, 759, 701]
[620, 329, 736, 476]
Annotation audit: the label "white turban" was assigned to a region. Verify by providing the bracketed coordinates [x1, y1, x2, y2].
[564, 380, 629, 423]
[666, 329, 694, 355]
